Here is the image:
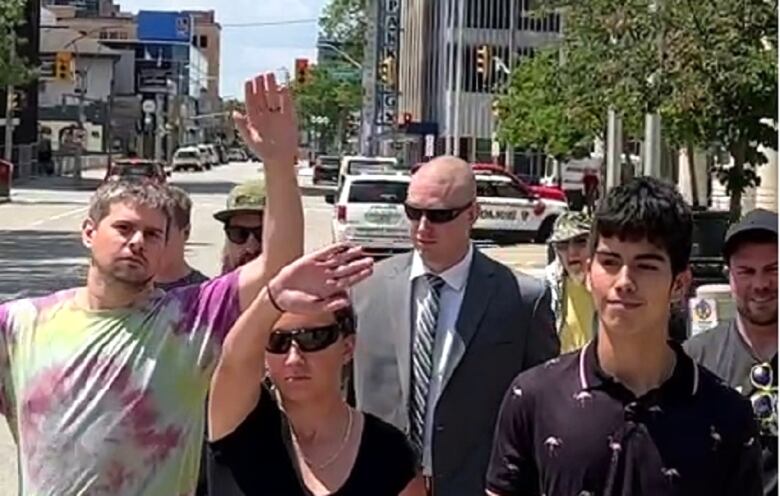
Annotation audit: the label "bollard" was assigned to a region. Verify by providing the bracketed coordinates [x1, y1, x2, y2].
[0, 159, 11, 202]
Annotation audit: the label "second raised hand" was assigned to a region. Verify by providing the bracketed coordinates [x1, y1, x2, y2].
[234, 72, 299, 167]
[268, 244, 375, 315]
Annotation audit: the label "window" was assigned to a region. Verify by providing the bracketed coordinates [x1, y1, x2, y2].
[192, 35, 198, 46]
[477, 180, 530, 199]
[200, 35, 208, 48]
[348, 181, 409, 204]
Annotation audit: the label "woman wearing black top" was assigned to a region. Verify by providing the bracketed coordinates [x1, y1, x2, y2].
[207, 298, 425, 496]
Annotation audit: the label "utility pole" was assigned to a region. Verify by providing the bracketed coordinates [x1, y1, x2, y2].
[4, 34, 16, 163]
[74, 68, 86, 181]
[643, 0, 663, 178]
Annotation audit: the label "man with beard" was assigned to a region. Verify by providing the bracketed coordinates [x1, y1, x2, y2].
[215, 180, 267, 273]
[0, 72, 376, 496]
[156, 185, 210, 290]
[685, 208, 778, 495]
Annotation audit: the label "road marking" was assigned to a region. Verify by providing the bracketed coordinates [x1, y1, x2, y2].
[28, 206, 88, 228]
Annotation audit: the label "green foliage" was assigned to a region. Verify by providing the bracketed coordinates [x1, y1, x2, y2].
[319, 0, 367, 63]
[501, 0, 777, 218]
[495, 49, 592, 160]
[293, 65, 361, 152]
[0, 0, 34, 88]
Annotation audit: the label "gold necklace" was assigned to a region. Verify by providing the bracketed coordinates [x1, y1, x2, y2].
[292, 407, 354, 470]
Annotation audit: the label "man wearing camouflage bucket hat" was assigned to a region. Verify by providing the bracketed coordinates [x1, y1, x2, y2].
[215, 179, 268, 273]
[544, 211, 595, 353]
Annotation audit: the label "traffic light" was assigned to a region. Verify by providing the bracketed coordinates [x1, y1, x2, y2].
[476, 45, 490, 75]
[294, 58, 310, 85]
[400, 112, 412, 127]
[380, 56, 396, 86]
[9, 91, 25, 112]
[55, 52, 74, 81]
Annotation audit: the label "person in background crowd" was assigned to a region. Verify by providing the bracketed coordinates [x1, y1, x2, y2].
[545, 211, 595, 353]
[206, 303, 426, 495]
[685, 208, 778, 495]
[215, 180, 267, 274]
[156, 185, 210, 290]
[351, 156, 559, 496]
[487, 177, 762, 496]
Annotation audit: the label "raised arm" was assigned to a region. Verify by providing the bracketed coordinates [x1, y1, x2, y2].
[209, 244, 374, 440]
[235, 73, 304, 311]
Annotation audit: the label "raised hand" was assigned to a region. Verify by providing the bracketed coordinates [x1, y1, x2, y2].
[234, 73, 298, 167]
[267, 244, 374, 314]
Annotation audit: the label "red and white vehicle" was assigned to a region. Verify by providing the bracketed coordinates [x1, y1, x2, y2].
[471, 163, 567, 203]
[473, 173, 568, 244]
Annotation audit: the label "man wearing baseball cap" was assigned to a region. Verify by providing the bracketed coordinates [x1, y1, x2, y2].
[544, 211, 595, 353]
[214, 179, 268, 273]
[685, 208, 778, 495]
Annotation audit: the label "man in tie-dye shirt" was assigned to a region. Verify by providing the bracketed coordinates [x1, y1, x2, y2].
[0, 73, 374, 496]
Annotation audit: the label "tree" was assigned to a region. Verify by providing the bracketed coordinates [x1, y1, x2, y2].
[319, 0, 367, 63]
[661, 0, 777, 220]
[0, 0, 35, 88]
[495, 49, 593, 162]
[520, 0, 777, 220]
[293, 65, 361, 153]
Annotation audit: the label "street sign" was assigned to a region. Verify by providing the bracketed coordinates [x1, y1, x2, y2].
[142, 100, 157, 114]
[425, 134, 435, 157]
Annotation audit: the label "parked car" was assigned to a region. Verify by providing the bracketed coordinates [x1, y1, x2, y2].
[197, 144, 219, 168]
[328, 173, 412, 258]
[172, 147, 207, 172]
[313, 155, 340, 184]
[104, 158, 169, 184]
[227, 148, 248, 162]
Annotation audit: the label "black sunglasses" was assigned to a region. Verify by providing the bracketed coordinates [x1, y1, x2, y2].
[750, 362, 778, 435]
[404, 202, 473, 224]
[266, 324, 343, 354]
[225, 225, 263, 245]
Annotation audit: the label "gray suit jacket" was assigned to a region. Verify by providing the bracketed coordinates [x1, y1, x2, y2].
[351, 250, 559, 496]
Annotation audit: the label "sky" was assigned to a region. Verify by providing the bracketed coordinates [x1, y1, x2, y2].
[120, 0, 327, 99]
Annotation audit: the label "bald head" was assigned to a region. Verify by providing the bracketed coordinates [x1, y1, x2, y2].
[411, 156, 476, 206]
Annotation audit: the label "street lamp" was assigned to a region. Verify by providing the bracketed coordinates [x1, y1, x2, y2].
[316, 41, 362, 70]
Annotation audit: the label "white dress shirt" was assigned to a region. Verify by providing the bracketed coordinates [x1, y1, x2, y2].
[409, 244, 474, 475]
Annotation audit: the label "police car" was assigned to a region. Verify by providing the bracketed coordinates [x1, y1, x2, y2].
[327, 173, 413, 258]
[473, 173, 568, 244]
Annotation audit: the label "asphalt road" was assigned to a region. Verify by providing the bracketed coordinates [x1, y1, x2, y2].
[0, 162, 547, 494]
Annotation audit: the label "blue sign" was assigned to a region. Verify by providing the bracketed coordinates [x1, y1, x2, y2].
[138, 11, 192, 42]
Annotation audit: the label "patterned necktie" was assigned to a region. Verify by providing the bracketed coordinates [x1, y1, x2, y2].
[409, 274, 445, 455]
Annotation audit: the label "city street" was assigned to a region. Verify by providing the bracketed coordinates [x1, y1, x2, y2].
[0, 162, 547, 493]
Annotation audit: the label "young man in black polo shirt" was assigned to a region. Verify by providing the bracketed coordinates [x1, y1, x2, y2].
[685, 208, 778, 495]
[486, 177, 763, 496]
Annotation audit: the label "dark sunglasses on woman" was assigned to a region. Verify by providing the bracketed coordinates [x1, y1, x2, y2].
[749, 362, 778, 436]
[404, 202, 473, 224]
[266, 324, 345, 354]
[224, 225, 263, 245]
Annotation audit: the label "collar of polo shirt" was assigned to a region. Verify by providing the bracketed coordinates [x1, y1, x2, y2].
[577, 340, 700, 399]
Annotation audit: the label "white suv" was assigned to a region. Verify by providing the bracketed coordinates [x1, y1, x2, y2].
[328, 174, 412, 258]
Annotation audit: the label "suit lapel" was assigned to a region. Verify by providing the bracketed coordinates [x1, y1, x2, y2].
[441, 251, 497, 388]
[388, 254, 414, 408]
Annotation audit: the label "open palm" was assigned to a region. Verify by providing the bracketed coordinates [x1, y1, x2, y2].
[269, 244, 374, 314]
[234, 73, 299, 167]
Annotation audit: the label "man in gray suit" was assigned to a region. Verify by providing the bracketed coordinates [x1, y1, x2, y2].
[351, 156, 559, 496]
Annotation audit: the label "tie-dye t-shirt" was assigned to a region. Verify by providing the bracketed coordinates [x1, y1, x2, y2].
[0, 272, 240, 496]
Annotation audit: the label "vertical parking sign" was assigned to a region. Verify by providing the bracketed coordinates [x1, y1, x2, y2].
[375, 0, 400, 127]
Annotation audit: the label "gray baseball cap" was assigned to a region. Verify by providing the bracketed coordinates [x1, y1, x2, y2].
[722, 208, 777, 259]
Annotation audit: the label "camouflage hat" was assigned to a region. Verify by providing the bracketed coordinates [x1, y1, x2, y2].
[213, 179, 266, 223]
[549, 211, 593, 243]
